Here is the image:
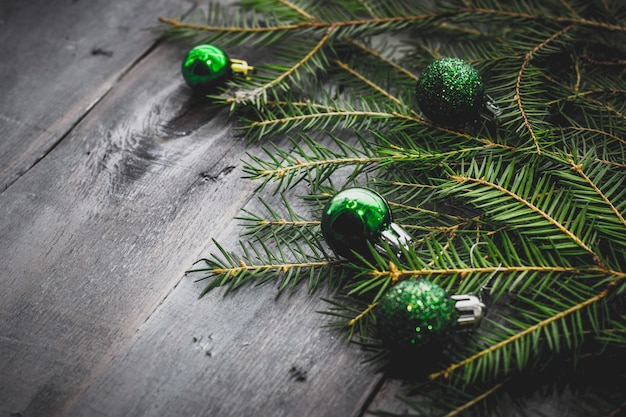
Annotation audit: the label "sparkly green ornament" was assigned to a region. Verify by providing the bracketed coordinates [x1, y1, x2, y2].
[181, 44, 253, 92]
[377, 279, 487, 353]
[416, 58, 493, 126]
[321, 188, 412, 260]
[377, 279, 459, 352]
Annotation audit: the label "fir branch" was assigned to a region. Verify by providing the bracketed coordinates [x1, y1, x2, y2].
[335, 59, 410, 109]
[547, 88, 626, 106]
[254, 219, 319, 227]
[568, 159, 626, 229]
[428, 286, 612, 382]
[245, 141, 504, 187]
[453, 172, 592, 249]
[252, 154, 380, 182]
[457, 6, 626, 33]
[585, 96, 626, 122]
[189, 235, 346, 295]
[388, 200, 472, 225]
[319, 295, 379, 341]
[228, 26, 335, 103]
[347, 301, 378, 327]
[516, 25, 574, 154]
[448, 159, 598, 257]
[581, 55, 626, 66]
[367, 264, 582, 283]
[249, 108, 401, 132]
[159, 16, 303, 34]
[344, 37, 419, 82]
[443, 381, 505, 417]
[276, 0, 318, 22]
[558, 0, 580, 18]
[240, 97, 422, 137]
[159, 12, 443, 35]
[159, 5, 626, 37]
[236, 194, 321, 238]
[192, 259, 338, 276]
[355, 0, 378, 19]
[564, 127, 626, 147]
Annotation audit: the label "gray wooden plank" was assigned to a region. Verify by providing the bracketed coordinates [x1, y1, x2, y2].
[0, 39, 260, 415]
[0, 34, 384, 417]
[365, 379, 413, 416]
[65, 238, 382, 417]
[0, 0, 194, 192]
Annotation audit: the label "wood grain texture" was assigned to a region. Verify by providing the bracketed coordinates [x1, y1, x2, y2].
[0, 42, 250, 415]
[65, 229, 381, 417]
[0, 1, 384, 416]
[0, 0, 193, 192]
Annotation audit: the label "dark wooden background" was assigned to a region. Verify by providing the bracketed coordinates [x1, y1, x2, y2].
[0, 1, 613, 416]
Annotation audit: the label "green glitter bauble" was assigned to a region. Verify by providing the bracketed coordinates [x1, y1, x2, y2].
[321, 188, 392, 260]
[415, 58, 485, 126]
[181, 44, 232, 91]
[377, 279, 458, 352]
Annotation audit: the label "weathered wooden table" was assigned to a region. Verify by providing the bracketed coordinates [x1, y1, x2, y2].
[0, 1, 401, 415]
[3, 1, 613, 416]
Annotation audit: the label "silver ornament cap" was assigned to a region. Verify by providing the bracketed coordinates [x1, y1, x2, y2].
[451, 294, 487, 327]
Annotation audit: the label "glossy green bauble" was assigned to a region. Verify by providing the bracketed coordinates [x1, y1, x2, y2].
[415, 57, 485, 126]
[182, 44, 232, 91]
[377, 279, 458, 352]
[321, 188, 392, 260]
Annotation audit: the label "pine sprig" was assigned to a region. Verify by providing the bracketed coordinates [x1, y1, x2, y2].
[166, 0, 626, 415]
[431, 281, 614, 384]
[445, 156, 599, 258]
[190, 236, 345, 296]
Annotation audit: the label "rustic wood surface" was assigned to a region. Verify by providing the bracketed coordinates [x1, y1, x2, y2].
[0, 1, 384, 416]
[0, 1, 609, 416]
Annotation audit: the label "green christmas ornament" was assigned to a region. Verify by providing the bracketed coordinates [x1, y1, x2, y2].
[181, 44, 253, 92]
[415, 57, 500, 126]
[321, 188, 412, 261]
[377, 279, 486, 353]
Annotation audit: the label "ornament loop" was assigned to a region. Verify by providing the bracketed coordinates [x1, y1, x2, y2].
[376, 222, 413, 259]
[230, 58, 255, 78]
[451, 294, 487, 327]
[481, 94, 502, 122]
